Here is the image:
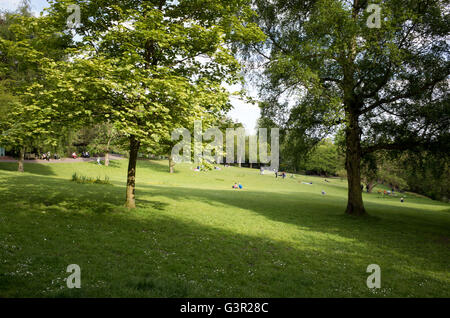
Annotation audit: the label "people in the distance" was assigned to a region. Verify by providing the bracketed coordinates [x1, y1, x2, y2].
[232, 182, 243, 189]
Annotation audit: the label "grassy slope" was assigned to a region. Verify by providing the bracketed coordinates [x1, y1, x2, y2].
[0, 159, 449, 297]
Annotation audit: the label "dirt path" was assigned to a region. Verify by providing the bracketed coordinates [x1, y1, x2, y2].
[0, 154, 126, 164]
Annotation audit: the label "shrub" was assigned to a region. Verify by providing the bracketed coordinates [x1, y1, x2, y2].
[71, 173, 111, 185]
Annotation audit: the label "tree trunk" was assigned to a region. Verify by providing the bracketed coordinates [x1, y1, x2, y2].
[18, 148, 25, 172]
[125, 135, 140, 209]
[105, 136, 112, 167]
[104, 151, 110, 167]
[343, 9, 365, 216]
[168, 155, 175, 173]
[366, 181, 377, 193]
[345, 113, 366, 216]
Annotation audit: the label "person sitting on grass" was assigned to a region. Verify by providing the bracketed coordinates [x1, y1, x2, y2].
[232, 182, 238, 189]
[238, 183, 243, 189]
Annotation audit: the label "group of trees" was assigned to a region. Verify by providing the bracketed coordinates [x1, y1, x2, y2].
[276, 133, 449, 201]
[1, 0, 448, 214]
[0, 1, 71, 171]
[72, 122, 122, 166]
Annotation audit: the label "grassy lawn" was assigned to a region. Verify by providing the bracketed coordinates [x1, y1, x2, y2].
[0, 159, 449, 297]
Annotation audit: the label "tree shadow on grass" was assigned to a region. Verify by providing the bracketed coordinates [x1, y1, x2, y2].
[0, 162, 55, 176]
[135, 199, 169, 211]
[1, 201, 448, 297]
[0, 173, 124, 214]
[134, 183, 450, 274]
[136, 159, 181, 174]
[0, 173, 449, 297]
[0, 173, 168, 215]
[86, 160, 122, 168]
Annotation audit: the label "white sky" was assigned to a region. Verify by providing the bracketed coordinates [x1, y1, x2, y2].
[0, 0, 48, 14]
[0, 0, 260, 133]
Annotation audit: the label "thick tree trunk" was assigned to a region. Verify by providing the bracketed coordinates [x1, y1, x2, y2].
[345, 114, 366, 216]
[125, 135, 140, 209]
[343, 10, 365, 216]
[18, 148, 24, 173]
[168, 155, 175, 173]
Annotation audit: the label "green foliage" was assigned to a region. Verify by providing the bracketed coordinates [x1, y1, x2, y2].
[378, 170, 408, 191]
[44, 0, 265, 145]
[397, 152, 450, 201]
[0, 3, 71, 162]
[75, 122, 123, 155]
[301, 139, 341, 176]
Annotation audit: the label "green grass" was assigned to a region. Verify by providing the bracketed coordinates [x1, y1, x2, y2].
[0, 159, 449, 297]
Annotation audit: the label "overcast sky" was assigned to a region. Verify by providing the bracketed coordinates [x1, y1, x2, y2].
[0, 0, 260, 133]
[0, 0, 48, 13]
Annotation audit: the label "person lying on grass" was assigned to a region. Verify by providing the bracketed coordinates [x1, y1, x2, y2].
[232, 182, 243, 189]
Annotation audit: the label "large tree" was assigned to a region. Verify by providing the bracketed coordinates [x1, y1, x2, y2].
[249, 0, 449, 215]
[46, 0, 264, 208]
